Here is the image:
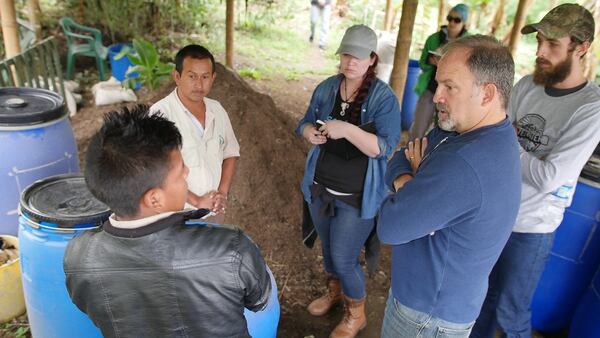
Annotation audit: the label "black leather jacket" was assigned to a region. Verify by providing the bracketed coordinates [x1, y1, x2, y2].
[64, 210, 271, 338]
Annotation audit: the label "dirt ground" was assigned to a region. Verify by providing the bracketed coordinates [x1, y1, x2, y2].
[69, 60, 391, 338]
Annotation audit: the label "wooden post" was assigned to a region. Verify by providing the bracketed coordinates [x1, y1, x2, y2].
[0, 0, 21, 58]
[490, 0, 507, 36]
[226, 0, 234, 68]
[390, 0, 418, 110]
[76, 0, 85, 23]
[437, 0, 445, 30]
[383, 0, 393, 31]
[508, 0, 534, 55]
[27, 0, 42, 40]
[583, 0, 600, 80]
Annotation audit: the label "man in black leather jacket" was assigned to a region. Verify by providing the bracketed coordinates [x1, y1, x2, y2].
[64, 105, 271, 337]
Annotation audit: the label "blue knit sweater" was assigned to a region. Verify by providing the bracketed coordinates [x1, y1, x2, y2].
[377, 118, 521, 323]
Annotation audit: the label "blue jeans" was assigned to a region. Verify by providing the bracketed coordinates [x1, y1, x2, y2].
[310, 4, 331, 46]
[470, 232, 555, 338]
[381, 291, 474, 338]
[308, 195, 374, 299]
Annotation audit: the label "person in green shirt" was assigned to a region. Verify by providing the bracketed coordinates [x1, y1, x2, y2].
[409, 3, 469, 139]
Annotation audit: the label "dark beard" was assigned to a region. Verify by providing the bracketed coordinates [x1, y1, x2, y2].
[532, 55, 573, 87]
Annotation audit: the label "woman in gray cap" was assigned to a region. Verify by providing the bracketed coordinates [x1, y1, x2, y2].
[295, 24, 401, 338]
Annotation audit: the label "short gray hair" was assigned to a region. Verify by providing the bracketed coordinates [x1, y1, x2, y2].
[442, 35, 514, 109]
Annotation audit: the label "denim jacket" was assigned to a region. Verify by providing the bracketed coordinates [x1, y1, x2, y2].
[295, 74, 401, 219]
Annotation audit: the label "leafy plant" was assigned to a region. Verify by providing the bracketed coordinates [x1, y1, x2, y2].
[239, 67, 263, 80]
[0, 321, 30, 338]
[115, 38, 174, 90]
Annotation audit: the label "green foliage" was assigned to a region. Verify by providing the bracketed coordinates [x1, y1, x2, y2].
[236, 19, 337, 80]
[0, 321, 30, 338]
[284, 71, 300, 81]
[236, 0, 300, 34]
[239, 67, 263, 80]
[239, 11, 275, 34]
[116, 38, 174, 90]
[55, 0, 221, 44]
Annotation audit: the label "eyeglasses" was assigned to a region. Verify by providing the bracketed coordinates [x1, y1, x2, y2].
[447, 16, 462, 24]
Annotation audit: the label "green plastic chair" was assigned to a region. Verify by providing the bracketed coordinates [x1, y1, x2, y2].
[59, 17, 108, 80]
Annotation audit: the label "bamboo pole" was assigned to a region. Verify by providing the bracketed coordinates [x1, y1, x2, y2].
[490, 0, 506, 36]
[27, 0, 42, 40]
[390, 0, 418, 111]
[384, 0, 393, 31]
[0, 0, 21, 58]
[226, 0, 234, 68]
[508, 0, 534, 55]
[582, 0, 599, 80]
[437, 0, 445, 30]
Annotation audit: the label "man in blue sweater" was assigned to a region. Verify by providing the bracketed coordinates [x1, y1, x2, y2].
[378, 35, 521, 338]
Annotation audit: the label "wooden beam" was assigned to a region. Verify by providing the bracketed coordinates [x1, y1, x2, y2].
[490, 0, 507, 36]
[383, 0, 393, 31]
[27, 0, 42, 40]
[582, 0, 600, 80]
[0, 0, 21, 58]
[390, 0, 418, 111]
[508, 0, 534, 55]
[226, 0, 234, 68]
[437, 0, 445, 30]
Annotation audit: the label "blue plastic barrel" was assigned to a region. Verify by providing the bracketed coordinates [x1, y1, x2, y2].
[18, 174, 110, 338]
[531, 172, 600, 332]
[401, 59, 420, 130]
[244, 267, 280, 337]
[0, 88, 79, 236]
[107, 43, 141, 89]
[569, 266, 600, 338]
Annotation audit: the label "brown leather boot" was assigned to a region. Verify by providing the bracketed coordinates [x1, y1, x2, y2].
[329, 295, 366, 338]
[307, 276, 342, 316]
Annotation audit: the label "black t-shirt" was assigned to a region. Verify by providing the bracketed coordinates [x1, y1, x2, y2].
[314, 90, 369, 194]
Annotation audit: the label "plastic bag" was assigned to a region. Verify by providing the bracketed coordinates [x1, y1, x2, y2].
[92, 76, 137, 106]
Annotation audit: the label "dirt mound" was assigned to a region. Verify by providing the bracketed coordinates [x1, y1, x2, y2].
[71, 63, 390, 337]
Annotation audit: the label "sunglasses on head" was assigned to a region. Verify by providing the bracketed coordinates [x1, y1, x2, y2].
[447, 15, 462, 24]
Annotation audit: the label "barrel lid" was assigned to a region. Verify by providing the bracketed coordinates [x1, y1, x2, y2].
[20, 174, 111, 228]
[0, 87, 66, 126]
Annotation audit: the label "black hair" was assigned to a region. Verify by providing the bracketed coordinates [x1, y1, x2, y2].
[84, 104, 182, 217]
[347, 52, 379, 124]
[175, 44, 216, 74]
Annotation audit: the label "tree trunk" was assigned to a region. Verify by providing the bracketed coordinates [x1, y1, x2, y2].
[0, 0, 21, 58]
[226, 0, 234, 68]
[508, 0, 534, 55]
[583, 0, 600, 80]
[490, 0, 506, 37]
[76, 0, 85, 23]
[476, 2, 489, 32]
[390, 0, 418, 111]
[437, 0, 445, 30]
[384, 0, 393, 31]
[27, 0, 42, 40]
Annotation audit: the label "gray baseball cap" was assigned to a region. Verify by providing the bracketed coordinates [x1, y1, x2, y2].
[336, 25, 377, 60]
[521, 3, 595, 42]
